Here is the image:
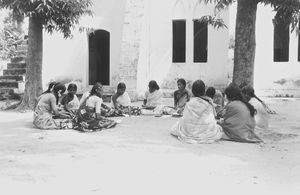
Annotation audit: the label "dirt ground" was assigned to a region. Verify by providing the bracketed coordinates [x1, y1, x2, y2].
[0, 98, 300, 195]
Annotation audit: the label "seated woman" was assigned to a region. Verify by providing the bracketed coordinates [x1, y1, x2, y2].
[111, 82, 141, 116]
[78, 82, 121, 117]
[33, 83, 72, 129]
[141, 80, 163, 115]
[173, 78, 190, 115]
[60, 83, 80, 117]
[73, 83, 117, 132]
[242, 85, 269, 131]
[219, 83, 262, 143]
[205, 86, 217, 117]
[170, 80, 223, 144]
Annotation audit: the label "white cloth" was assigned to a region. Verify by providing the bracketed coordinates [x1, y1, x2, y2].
[171, 97, 223, 144]
[145, 90, 163, 107]
[79, 91, 90, 106]
[65, 95, 80, 111]
[111, 92, 131, 108]
[86, 95, 103, 113]
[249, 97, 269, 131]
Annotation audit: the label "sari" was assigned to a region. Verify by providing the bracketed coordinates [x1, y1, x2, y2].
[110, 92, 141, 116]
[145, 90, 163, 107]
[171, 97, 223, 144]
[174, 89, 190, 113]
[220, 101, 262, 143]
[141, 90, 163, 115]
[62, 95, 80, 112]
[73, 96, 117, 132]
[33, 93, 71, 129]
[249, 97, 269, 131]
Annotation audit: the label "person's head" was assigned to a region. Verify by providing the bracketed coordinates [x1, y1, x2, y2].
[43, 81, 57, 94]
[241, 85, 255, 102]
[52, 83, 66, 104]
[67, 83, 77, 97]
[224, 83, 241, 101]
[117, 82, 126, 95]
[148, 80, 160, 93]
[205, 87, 216, 99]
[225, 83, 256, 117]
[177, 78, 186, 91]
[192, 80, 206, 97]
[90, 82, 103, 97]
[52, 82, 66, 95]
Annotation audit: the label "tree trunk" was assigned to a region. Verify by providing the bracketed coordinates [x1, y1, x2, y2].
[233, 0, 259, 87]
[19, 16, 43, 110]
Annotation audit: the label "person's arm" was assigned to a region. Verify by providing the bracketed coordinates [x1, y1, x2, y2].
[61, 95, 71, 112]
[79, 92, 89, 106]
[111, 93, 120, 109]
[49, 95, 70, 119]
[95, 97, 102, 119]
[174, 91, 177, 108]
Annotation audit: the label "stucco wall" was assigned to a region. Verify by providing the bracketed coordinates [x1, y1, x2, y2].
[136, 0, 230, 92]
[42, 0, 126, 92]
[42, 0, 229, 94]
[255, 4, 300, 97]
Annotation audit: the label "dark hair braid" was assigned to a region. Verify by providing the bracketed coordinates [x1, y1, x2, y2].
[225, 83, 256, 117]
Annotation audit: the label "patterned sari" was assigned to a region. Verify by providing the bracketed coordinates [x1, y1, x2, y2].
[110, 92, 141, 116]
[73, 98, 117, 132]
[33, 93, 71, 129]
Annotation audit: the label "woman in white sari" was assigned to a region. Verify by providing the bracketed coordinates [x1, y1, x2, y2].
[171, 80, 223, 144]
[141, 80, 163, 115]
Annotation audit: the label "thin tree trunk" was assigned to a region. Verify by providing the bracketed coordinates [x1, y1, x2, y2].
[233, 0, 259, 87]
[19, 16, 43, 110]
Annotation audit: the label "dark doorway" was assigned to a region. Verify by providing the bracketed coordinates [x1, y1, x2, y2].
[172, 20, 186, 63]
[194, 20, 208, 62]
[89, 30, 110, 85]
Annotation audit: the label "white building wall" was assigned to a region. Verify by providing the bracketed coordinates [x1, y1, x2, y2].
[138, 0, 230, 91]
[255, 4, 300, 96]
[42, 0, 126, 92]
[42, 0, 230, 94]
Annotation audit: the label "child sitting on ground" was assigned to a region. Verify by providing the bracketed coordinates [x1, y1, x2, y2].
[60, 83, 80, 117]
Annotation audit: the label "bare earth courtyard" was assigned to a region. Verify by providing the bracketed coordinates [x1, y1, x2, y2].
[0, 98, 300, 195]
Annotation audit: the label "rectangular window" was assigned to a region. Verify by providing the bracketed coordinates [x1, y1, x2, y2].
[194, 20, 208, 63]
[172, 20, 186, 63]
[273, 22, 289, 62]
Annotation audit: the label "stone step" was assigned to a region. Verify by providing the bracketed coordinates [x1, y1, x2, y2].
[0, 75, 24, 81]
[0, 88, 14, 94]
[7, 62, 26, 69]
[11, 56, 26, 63]
[0, 81, 19, 88]
[3, 68, 26, 76]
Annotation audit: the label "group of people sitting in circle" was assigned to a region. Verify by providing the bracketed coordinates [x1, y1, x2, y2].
[33, 78, 273, 143]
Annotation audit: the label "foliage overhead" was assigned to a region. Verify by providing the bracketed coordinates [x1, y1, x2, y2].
[0, 0, 93, 38]
[200, 0, 300, 32]
[0, 11, 25, 60]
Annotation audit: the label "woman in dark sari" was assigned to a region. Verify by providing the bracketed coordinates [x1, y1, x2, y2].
[219, 83, 262, 143]
[73, 83, 117, 132]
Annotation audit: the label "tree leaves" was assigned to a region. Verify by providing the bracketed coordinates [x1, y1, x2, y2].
[0, 0, 92, 38]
